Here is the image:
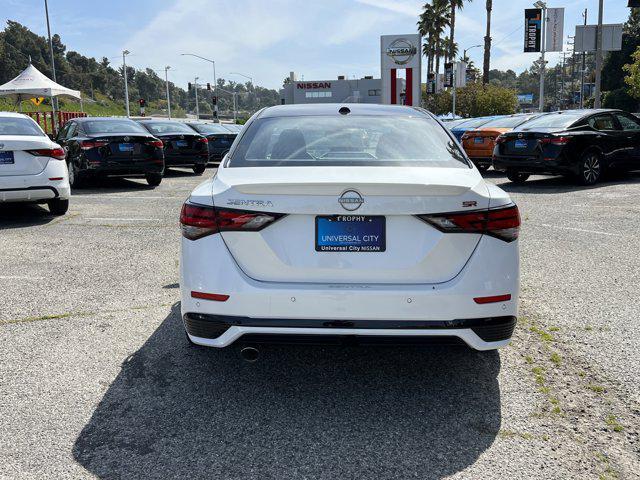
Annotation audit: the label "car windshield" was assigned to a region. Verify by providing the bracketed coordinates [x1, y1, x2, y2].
[517, 113, 583, 130]
[229, 115, 468, 168]
[190, 123, 233, 134]
[453, 117, 495, 130]
[83, 119, 149, 134]
[142, 122, 195, 135]
[481, 115, 533, 129]
[0, 117, 45, 136]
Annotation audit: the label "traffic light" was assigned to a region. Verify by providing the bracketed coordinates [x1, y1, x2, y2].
[207, 83, 211, 90]
[138, 98, 146, 107]
[188, 82, 192, 90]
[212, 96, 217, 105]
[629, 0, 640, 7]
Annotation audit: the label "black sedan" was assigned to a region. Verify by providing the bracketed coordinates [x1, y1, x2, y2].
[56, 117, 164, 187]
[138, 120, 209, 175]
[493, 109, 640, 185]
[185, 122, 237, 164]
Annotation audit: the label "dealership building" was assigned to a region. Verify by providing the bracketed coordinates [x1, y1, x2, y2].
[279, 72, 406, 105]
[280, 34, 421, 107]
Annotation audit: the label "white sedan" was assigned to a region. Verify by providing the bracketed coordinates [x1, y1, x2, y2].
[0, 112, 70, 215]
[179, 104, 520, 357]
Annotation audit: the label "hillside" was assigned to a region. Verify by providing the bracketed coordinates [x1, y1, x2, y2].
[0, 20, 279, 118]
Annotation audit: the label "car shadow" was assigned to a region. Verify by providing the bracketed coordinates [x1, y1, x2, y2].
[72, 303, 502, 479]
[71, 177, 157, 195]
[489, 170, 640, 194]
[0, 203, 56, 229]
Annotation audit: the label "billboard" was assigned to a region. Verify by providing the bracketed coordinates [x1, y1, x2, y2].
[575, 24, 623, 52]
[524, 8, 542, 53]
[546, 8, 565, 52]
[517, 93, 534, 104]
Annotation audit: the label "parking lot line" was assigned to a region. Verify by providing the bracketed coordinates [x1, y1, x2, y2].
[531, 222, 621, 237]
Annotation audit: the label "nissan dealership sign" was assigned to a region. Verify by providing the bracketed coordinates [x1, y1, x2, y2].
[380, 34, 421, 107]
[385, 39, 418, 66]
[381, 34, 421, 70]
[296, 82, 332, 89]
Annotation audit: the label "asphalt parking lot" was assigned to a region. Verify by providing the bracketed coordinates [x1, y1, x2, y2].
[1, 168, 639, 479]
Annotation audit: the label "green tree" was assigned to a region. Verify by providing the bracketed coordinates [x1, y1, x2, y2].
[448, 0, 470, 62]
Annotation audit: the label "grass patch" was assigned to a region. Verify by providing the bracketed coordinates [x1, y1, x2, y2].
[585, 325, 593, 331]
[525, 355, 534, 364]
[1, 312, 80, 325]
[550, 352, 562, 366]
[530, 325, 554, 342]
[548, 326, 560, 332]
[499, 429, 534, 440]
[605, 415, 624, 432]
[588, 384, 606, 394]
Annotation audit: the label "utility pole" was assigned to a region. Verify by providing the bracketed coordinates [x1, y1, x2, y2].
[122, 50, 130, 117]
[44, 0, 58, 131]
[580, 8, 588, 109]
[452, 63, 457, 119]
[164, 66, 171, 119]
[194, 76, 200, 119]
[594, 0, 604, 108]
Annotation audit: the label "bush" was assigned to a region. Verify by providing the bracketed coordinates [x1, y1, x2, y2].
[423, 82, 518, 117]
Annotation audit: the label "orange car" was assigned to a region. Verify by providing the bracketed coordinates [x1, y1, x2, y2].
[461, 114, 542, 171]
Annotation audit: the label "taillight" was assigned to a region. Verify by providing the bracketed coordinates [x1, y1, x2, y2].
[180, 203, 285, 240]
[80, 140, 109, 150]
[540, 136, 570, 146]
[147, 140, 164, 148]
[417, 204, 520, 242]
[27, 148, 66, 160]
[196, 137, 208, 144]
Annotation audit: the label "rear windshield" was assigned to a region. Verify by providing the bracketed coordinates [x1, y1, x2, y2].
[229, 115, 468, 168]
[141, 122, 195, 135]
[453, 117, 495, 130]
[83, 119, 149, 134]
[190, 123, 233, 134]
[0, 117, 45, 136]
[480, 115, 533, 129]
[517, 113, 583, 130]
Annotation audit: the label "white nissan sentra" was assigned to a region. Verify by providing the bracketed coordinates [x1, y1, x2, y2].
[0, 112, 70, 215]
[180, 104, 520, 355]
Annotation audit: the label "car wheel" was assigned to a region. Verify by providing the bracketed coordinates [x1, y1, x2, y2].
[67, 161, 83, 188]
[506, 171, 530, 184]
[193, 164, 206, 175]
[577, 151, 602, 186]
[47, 198, 69, 216]
[145, 173, 163, 187]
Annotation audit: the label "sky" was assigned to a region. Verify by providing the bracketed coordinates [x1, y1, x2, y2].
[1, 0, 633, 90]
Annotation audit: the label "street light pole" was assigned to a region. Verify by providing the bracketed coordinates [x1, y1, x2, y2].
[580, 8, 588, 109]
[194, 76, 200, 119]
[164, 66, 171, 119]
[535, 1, 548, 113]
[594, 0, 604, 108]
[44, 0, 58, 131]
[122, 50, 130, 117]
[181, 53, 217, 117]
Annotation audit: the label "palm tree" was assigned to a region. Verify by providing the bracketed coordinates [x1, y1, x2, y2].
[448, 0, 470, 62]
[417, 1, 450, 78]
[483, 0, 492, 84]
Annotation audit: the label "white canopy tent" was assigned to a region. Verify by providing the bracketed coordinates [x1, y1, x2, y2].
[0, 63, 81, 102]
[0, 64, 82, 131]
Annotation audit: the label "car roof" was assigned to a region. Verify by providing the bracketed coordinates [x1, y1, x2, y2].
[256, 103, 429, 118]
[74, 117, 137, 123]
[0, 111, 35, 119]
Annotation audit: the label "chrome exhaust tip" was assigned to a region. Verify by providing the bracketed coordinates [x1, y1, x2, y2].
[240, 346, 259, 362]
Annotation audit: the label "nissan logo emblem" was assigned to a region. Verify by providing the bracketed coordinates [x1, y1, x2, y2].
[123, 136, 130, 142]
[338, 190, 364, 211]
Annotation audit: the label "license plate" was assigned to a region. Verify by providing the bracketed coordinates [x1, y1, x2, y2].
[0, 151, 14, 164]
[474, 137, 484, 144]
[119, 143, 134, 152]
[175, 140, 188, 147]
[315, 215, 385, 252]
[514, 139, 528, 149]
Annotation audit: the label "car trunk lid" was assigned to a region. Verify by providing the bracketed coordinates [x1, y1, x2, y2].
[212, 166, 490, 284]
[0, 135, 53, 176]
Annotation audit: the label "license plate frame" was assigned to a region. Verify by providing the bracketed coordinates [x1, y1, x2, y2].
[514, 139, 528, 149]
[315, 215, 386, 253]
[0, 151, 15, 165]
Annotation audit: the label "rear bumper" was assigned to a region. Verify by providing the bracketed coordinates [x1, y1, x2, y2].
[84, 162, 164, 176]
[493, 155, 574, 175]
[180, 234, 520, 351]
[165, 154, 207, 167]
[183, 313, 517, 350]
[0, 161, 70, 202]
